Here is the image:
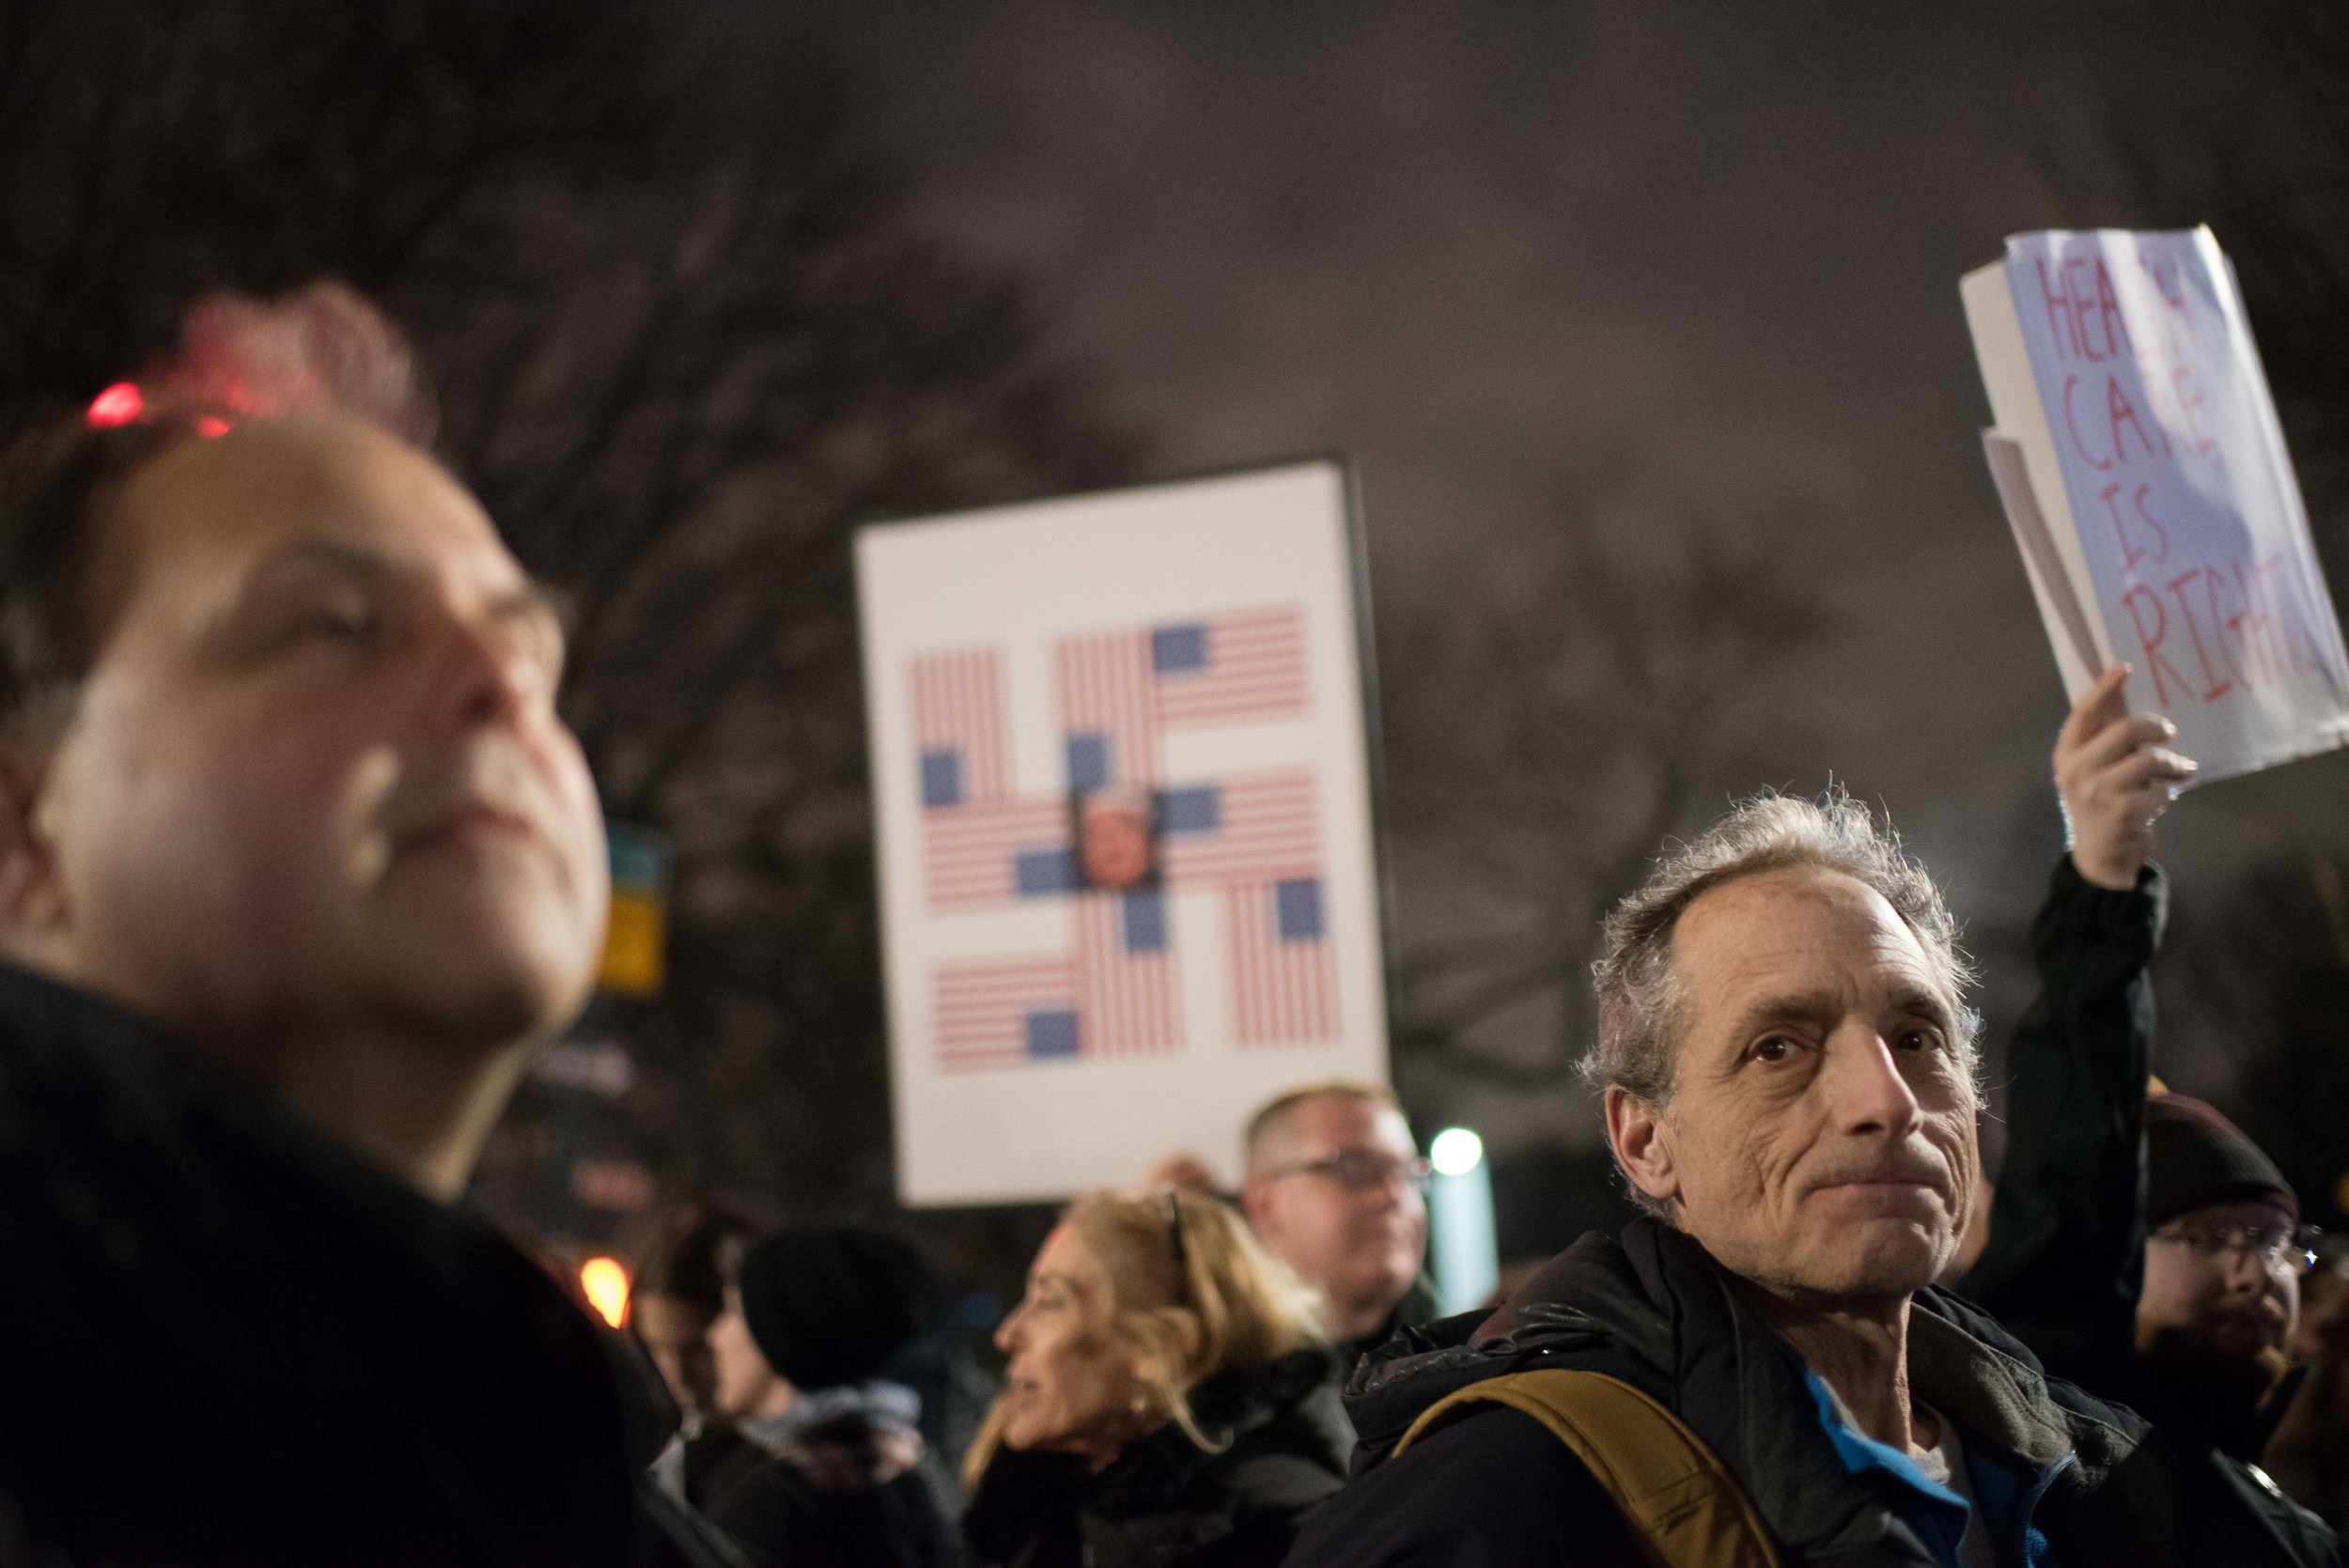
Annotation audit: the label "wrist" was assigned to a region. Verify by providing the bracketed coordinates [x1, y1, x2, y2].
[2068, 847, 2143, 892]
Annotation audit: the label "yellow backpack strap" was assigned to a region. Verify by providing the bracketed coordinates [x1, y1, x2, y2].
[1392, 1369, 1783, 1568]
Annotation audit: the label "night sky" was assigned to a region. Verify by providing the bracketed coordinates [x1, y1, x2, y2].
[800, 1, 2346, 1146]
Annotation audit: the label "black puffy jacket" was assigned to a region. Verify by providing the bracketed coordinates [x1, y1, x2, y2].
[1294, 1219, 2199, 1568]
[698, 1403, 955, 1568]
[1964, 858, 2341, 1568]
[0, 961, 733, 1566]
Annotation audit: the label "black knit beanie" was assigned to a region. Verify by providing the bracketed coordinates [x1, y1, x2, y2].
[2144, 1094, 2297, 1228]
[734, 1227, 946, 1392]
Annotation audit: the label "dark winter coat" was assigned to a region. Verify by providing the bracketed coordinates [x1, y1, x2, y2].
[962, 1347, 1348, 1568]
[1963, 858, 2341, 1568]
[1331, 1275, 1438, 1384]
[0, 961, 736, 1567]
[698, 1392, 957, 1568]
[1291, 1217, 2199, 1568]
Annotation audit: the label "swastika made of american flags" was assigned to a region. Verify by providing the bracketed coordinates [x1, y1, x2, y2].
[910, 603, 1336, 1071]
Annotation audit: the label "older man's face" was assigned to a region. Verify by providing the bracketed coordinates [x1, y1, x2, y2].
[1619, 866, 1979, 1303]
[16, 414, 607, 1065]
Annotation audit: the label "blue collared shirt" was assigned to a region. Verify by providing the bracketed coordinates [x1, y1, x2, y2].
[1803, 1372, 2067, 1568]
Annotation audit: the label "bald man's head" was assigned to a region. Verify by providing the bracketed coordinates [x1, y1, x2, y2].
[1244, 1080, 1400, 1173]
[0, 410, 607, 1076]
[1239, 1082, 1425, 1341]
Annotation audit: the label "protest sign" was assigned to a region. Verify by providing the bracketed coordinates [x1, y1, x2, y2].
[1963, 227, 2349, 783]
[855, 460, 1391, 1205]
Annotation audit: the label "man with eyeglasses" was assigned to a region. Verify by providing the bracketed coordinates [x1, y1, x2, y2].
[2138, 1097, 2316, 1407]
[1237, 1081, 1435, 1368]
[1965, 667, 2342, 1560]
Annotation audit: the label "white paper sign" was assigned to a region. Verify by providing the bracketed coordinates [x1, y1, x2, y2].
[856, 461, 1391, 1206]
[1981, 228, 2349, 782]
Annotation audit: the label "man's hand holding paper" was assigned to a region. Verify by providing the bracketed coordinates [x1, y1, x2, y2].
[2054, 663, 2199, 890]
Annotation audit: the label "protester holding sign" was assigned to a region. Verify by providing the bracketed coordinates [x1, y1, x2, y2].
[1290, 790, 2327, 1568]
[1964, 668, 2342, 1563]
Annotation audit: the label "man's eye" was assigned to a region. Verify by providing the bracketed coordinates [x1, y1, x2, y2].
[285, 602, 375, 644]
[1752, 1036, 1794, 1063]
[1896, 1027, 1943, 1054]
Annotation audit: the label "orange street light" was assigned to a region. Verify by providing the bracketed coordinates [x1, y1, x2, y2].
[580, 1256, 630, 1328]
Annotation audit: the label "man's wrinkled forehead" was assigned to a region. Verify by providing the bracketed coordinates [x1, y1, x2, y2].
[1672, 866, 1952, 1025]
[99, 413, 519, 614]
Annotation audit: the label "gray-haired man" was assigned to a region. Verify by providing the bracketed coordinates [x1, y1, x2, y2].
[1290, 790, 2328, 1568]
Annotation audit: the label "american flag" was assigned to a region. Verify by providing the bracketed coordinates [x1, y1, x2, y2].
[910, 648, 1011, 806]
[924, 799, 1070, 909]
[1055, 630, 1162, 787]
[934, 955, 1080, 1072]
[1225, 879, 1338, 1046]
[1151, 606, 1309, 728]
[1075, 890, 1182, 1057]
[1160, 768, 1320, 887]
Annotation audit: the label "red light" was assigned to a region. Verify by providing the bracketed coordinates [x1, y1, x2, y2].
[193, 414, 231, 440]
[86, 382, 144, 428]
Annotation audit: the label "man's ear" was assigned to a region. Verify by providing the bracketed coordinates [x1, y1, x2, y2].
[1604, 1085, 1680, 1207]
[0, 739, 70, 959]
[1237, 1176, 1277, 1237]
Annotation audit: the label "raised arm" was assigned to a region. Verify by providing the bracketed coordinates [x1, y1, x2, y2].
[1962, 666, 2196, 1382]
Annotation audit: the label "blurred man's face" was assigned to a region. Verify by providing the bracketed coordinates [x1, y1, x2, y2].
[635, 1294, 718, 1416]
[1244, 1094, 1426, 1332]
[11, 414, 606, 1064]
[1613, 868, 1979, 1306]
[1079, 791, 1154, 890]
[2138, 1199, 2299, 1402]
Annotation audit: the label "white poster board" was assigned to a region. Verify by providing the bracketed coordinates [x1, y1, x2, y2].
[1962, 227, 2349, 783]
[856, 460, 1392, 1206]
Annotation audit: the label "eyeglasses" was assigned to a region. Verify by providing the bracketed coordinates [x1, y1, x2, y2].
[2150, 1220, 2324, 1277]
[1259, 1148, 1433, 1192]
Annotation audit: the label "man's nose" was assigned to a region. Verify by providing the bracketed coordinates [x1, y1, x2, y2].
[993, 1306, 1023, 1355]
[436, 607, 552, 730]
[1822, 1030, 1923, 1137]
[2217, 1241, 2272, 1294]
[1356, 1167, 1417, 1212]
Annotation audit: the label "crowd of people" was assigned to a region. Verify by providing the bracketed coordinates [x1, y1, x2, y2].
[0, 286, 2344, 1567]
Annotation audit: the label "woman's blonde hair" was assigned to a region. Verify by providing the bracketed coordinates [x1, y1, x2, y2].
[963, 1188, 1324, 1488]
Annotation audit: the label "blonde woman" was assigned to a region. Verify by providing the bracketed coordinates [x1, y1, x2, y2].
[961, 1188, 1350, 1568]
